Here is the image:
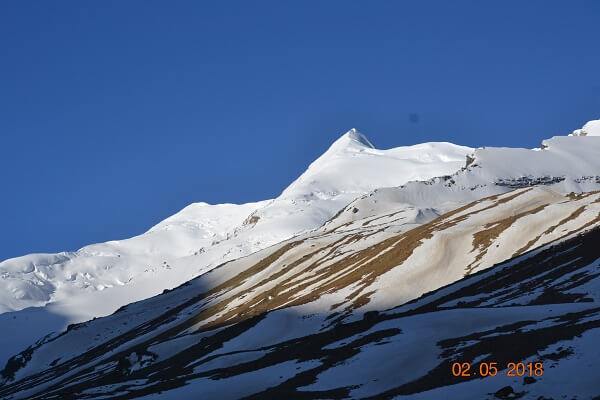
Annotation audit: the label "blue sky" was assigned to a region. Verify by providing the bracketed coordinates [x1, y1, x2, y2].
[1, 1, 599, 260]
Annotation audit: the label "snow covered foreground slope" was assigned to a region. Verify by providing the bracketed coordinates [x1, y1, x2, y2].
[0, 130, 472, 365]
[1, 188, 599, 399]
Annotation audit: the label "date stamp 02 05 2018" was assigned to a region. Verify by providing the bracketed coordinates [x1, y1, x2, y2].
[451, 362, 544, 378]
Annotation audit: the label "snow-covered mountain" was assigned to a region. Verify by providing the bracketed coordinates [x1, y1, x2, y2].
[0, 129, 472, 314]
[330, 132, 600, 229]
[1, 119, 600, 399]
[0, 129, 472, 366]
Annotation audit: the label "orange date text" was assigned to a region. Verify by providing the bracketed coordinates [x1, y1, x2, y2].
[451, 362, 544, 377]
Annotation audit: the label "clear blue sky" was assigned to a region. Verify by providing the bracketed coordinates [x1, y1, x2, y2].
[1, 1, 599, 260]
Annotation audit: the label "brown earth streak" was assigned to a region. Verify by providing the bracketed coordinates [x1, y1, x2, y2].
[512, 205, 587, 258]
[465, 202, 548, 275]
[182, 189, 545, 331]
[567, 191, 599, 201]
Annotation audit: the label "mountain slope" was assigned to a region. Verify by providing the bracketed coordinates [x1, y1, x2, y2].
[1, 187, 599, 399]
[0, 130, 473, 366]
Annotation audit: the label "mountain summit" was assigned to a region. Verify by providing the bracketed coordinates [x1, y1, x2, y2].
[332, 128, 375, 149]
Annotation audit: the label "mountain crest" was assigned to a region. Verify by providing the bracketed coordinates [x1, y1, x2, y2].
[344, 128, 375, 148]
[325, 128, 375, 154]
[570, 119, 600, 136]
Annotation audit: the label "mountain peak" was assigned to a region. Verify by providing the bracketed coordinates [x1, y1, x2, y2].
[343, 128, 375, 148]
[569, 119, 600, 136]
